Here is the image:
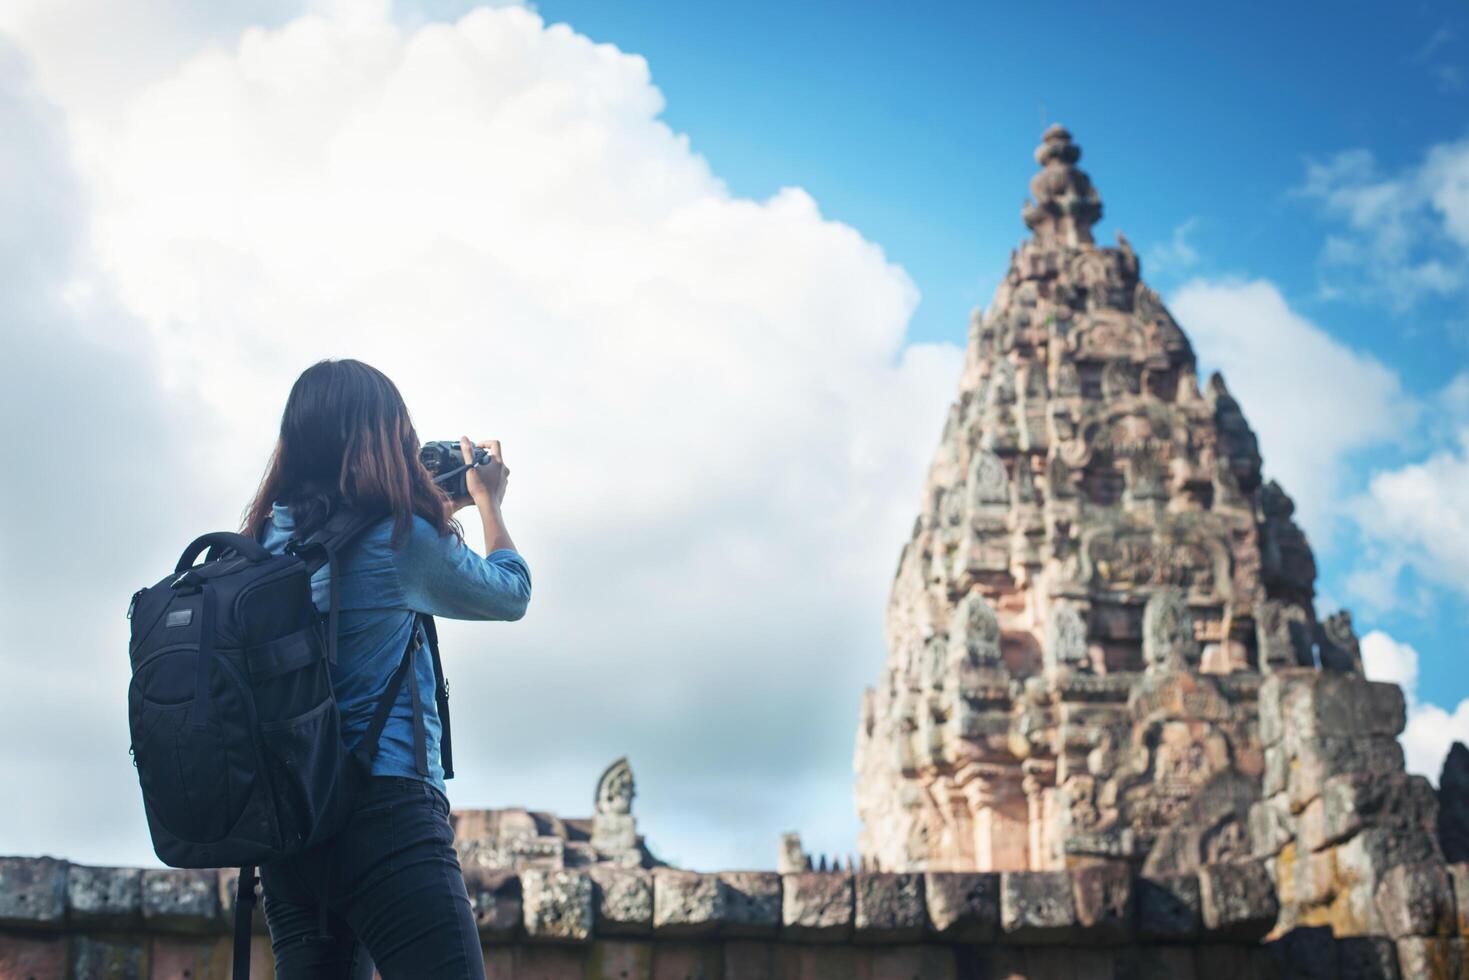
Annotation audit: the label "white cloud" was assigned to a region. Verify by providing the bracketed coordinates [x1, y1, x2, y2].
[1361, 630, 1469, 782]
[1353, 422, 1469, 601]
[1143, 217, 1200, 278]
[0, 0, 304, 119]
[1168, 278, 1416, 544]
[1359, 628, 1419, 692]
[2, 2, 962, 870]
[1297, 138, 1469, 310]
[0, 37, 228, 865]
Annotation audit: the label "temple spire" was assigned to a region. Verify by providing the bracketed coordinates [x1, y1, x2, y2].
[1021, 123, 1103, 247]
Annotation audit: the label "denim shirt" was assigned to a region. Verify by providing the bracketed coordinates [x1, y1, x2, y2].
[258, 503, 531, 793]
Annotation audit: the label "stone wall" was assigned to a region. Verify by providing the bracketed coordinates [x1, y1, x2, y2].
[4, 855, 1466, 978]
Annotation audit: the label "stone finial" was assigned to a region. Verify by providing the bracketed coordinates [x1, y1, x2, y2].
[1022, 124, 1103, 247]
[591, 758, 640, 860]
[595, 757, 634, 816]
[778, 833, 809, 875]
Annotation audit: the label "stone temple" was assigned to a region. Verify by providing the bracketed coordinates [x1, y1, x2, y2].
[853, 121, 1332, 876]
[4, 125, 1469, 979]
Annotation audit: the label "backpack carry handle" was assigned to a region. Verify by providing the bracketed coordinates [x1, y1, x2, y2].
[176, 532, 273, 573]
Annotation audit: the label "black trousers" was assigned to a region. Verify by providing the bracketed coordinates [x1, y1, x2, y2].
[260, 776, 485, 979]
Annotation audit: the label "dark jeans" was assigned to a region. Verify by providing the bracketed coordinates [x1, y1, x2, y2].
[260, 776, 484, 979]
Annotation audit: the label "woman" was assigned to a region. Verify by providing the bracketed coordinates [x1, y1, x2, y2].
[240, 358, 530, 978]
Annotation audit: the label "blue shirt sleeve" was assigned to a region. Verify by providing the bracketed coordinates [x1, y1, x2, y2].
[390, 516, 531, 621]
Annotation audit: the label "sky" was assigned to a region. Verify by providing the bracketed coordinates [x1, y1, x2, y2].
[1, 0, 1466, 871]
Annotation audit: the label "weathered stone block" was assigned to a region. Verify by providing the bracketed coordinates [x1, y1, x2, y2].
[999, 871, 1076, 943]
[1336, 827, 1443, 888]
[521, 869, 594, 942]
[1072, 863, 1133, 943]
[953, 945, 1026, 980]
[1193, 943, 1251, 980]
[0, 934, 66, 979]
[1258, 672, 1298, 748]
[463, 867, 522, 939]
[651, 941, 722, 980]
[482, 944, 514, 980]
[1263, 744, 1287, 797]
[587, 939, 653, 980]
[1267, 926, 1339, 980]
[1394, 937, 1465, 980]
[923, 872, 998, 941]
[773, 942, 861, 979]
[1289, 736, 1405, 813]
[1070, 948, 1118, 980]
[1336, 936, 1401, 980]
[1117, 945, 1196, 980]
[141, 868, 219, 933]
[1137, 872, 1201, 941]
[1320, 773, 1439, 846]
[1020, 946, 1075, 980]
[1281, 672, 1406, 741]
[1447, 863, 1469, 937]
[1290, 846, 1338, 908]
[1250, 795, 1293, 859]
[1198, 859, 1277, 940]
[587, 866, 652, 936]
[71, 935, 146, 980]
[66, 864, 142, 929]
[781, 872, 853, 942]
[1375, 861, 1455, 939]
[652, 869, 723, 937]
[0, 856, 67, 929]
[149, 937, 225, 979]
[867, 945, 958, 980]
[516, 943, 588, 979]
[717, 871, 780, 938]
[853, 872, 923, 941]
[722, 939, 774, 980]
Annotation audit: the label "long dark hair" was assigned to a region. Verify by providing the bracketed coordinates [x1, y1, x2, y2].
[242, 359, 459, 547]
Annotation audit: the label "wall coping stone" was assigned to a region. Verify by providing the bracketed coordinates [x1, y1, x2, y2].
[4, 854, 1433, 951]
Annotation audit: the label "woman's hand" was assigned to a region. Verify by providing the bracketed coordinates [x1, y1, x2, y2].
[461, 436, 509, 509]
[456, 436, 517, 554]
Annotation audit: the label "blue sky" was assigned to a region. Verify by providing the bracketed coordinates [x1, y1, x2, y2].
[500, 0, 1469, 723]
[2, 0, 1467, 870]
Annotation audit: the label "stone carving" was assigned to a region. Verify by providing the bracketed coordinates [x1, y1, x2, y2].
[1043, 602, 1088, 673]
[853, 125, 1314, 875]
[455, 759, 663, 871]
[1258, 481, 1315, 604]
[1316, 609, 1364, 674]
[1142, 588, 1199, 673]
[949, 591, 1003, 668]
[1254, 599, 1313, 672]
[969, 449, 1009, 507]
[597, 757, 635, 815]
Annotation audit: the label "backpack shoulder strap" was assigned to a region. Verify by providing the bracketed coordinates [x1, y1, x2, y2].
[351, 619, 421, 774]
[290, 509, 385, 666]
[421, 615, 454, 779]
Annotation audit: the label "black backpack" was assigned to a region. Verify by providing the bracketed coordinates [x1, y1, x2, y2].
[126, 508, 454, 978]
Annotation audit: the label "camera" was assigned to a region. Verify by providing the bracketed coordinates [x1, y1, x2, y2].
[420, 440, 491, 499]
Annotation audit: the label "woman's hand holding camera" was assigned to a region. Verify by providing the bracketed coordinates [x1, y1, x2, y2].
[455, 436, 516, 555]
[460, 436, 509, 508]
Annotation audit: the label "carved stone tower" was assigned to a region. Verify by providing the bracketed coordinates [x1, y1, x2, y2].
[854, 125, 1334, 873]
